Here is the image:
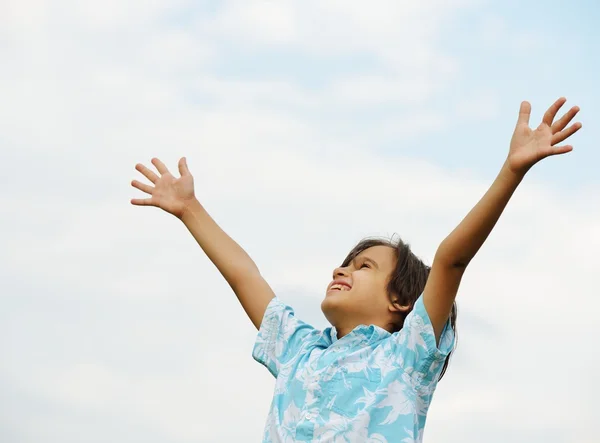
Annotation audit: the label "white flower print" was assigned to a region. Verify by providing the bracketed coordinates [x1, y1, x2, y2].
[375, 345, 402, 378]
[400, 318, 428, 353]
[278, 403, 303, 443]
[376, 380, 416, 425]
[314, 410, 388, 443]
[355, 385, 386, 409]
[400, 427, 416, 443]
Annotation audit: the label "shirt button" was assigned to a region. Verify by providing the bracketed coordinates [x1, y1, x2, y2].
[305, 413, 313, 420]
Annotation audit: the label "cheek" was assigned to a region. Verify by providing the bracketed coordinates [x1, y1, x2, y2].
[353, 276, 386, 301]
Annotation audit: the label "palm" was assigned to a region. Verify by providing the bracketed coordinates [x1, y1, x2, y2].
[152, 173, 194, 214]
[131, 157, 196, 218]
[508, 123, 553, 170]
[507, 98, 582, 175]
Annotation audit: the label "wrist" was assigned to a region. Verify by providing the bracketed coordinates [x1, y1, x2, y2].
[180, 197, 203, 222]
[501, 158, 527, 184]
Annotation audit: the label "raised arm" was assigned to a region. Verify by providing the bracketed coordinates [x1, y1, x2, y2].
[131, 157, 274, 329]
[423, 98, 582, 343]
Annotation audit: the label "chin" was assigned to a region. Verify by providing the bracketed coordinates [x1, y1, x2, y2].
[321, 293, 347, 325]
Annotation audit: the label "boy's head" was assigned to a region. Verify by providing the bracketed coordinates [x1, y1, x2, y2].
[321, 236, 457, 378]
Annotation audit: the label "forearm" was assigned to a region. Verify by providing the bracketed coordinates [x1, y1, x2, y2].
[437, 160, 523, 267]
[180, 198, 260, 287]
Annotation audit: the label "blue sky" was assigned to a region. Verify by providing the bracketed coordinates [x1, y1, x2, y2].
[1, 1, 598, 442]
[185, 0, 599, 187]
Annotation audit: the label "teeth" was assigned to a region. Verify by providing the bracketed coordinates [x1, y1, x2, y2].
[331, 284, 349, 291]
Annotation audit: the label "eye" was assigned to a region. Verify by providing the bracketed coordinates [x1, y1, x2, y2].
[360, 263, 370, 269]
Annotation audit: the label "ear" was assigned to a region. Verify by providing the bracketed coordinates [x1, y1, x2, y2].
[389, 299, 411, 314]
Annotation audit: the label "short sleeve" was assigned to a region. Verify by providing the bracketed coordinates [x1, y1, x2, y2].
[393, 295, 455, 379]
[252, 297, 319, 378]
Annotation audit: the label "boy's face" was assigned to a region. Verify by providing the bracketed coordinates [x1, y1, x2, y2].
[321, 245, 399, 336]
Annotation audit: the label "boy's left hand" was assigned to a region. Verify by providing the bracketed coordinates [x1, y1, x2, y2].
[507, 97, 582, 176]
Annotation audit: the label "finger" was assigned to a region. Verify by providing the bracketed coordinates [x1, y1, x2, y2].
[130, 197, 155, 206]
[517, 101, 531, 126]
[547, 144, 573, 156]
[551, 106, 580, 133]
[552, 122, 582, 145]
[135, 163, 159, 184]
[178, 157, 190, 177]
[151, 158, 170, 175]
[543, 97, 567, 126]
[131, 179, 153, 195]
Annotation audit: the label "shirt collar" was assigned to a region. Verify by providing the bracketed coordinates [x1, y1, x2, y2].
[326, 324, 391, 346]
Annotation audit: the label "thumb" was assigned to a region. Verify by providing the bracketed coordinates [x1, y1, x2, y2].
[178, 157, 190, 176]
[517, 101, 531, 126]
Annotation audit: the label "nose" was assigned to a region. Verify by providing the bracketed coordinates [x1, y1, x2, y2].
[332, 266, 349, 280]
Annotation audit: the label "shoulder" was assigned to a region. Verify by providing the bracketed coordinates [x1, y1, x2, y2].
[382, 296, 455, 382]
[398, 295, 455, 354]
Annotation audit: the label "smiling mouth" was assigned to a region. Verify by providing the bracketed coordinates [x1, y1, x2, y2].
[328, 284, 351, 292]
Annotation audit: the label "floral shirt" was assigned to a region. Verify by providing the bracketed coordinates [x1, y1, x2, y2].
[252, 295, 455, 443]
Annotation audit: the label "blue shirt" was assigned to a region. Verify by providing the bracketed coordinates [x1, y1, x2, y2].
[252, 295, 455, 443]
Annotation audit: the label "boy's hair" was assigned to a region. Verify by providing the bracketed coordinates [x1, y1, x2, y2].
[341, 236, 457, 380]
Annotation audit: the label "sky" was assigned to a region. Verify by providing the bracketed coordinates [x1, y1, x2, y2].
[1, 1, 599, 442]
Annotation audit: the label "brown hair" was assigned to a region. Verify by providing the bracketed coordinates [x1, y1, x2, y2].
[340, 236, 457, 380]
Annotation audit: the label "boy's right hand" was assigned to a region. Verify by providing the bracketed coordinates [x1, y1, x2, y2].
[131, 157, 196, 219]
